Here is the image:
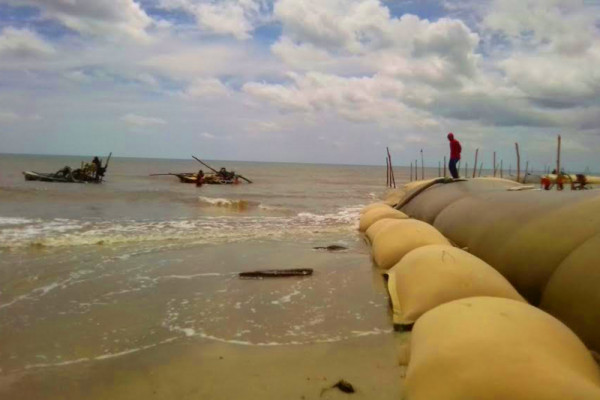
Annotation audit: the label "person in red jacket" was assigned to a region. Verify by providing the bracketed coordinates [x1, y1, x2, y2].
[447, 132, 461, 179]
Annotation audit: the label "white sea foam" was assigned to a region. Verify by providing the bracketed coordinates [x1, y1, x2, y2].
[0, 205, 361, 249]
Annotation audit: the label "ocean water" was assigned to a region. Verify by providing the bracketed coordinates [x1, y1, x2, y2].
[0, 154, 419, 384]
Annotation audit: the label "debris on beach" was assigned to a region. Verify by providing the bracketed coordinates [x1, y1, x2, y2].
[320, 379, 356, 396]
[313, 245, 348, 251]
[238, 268, 313, 278]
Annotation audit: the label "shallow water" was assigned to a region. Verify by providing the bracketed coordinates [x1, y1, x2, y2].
[0, 154, 412, 398]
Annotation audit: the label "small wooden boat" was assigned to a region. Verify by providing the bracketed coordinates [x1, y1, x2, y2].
[23, 153, 111, 184]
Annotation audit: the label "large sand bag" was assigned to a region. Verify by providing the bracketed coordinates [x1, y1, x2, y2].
[365, 218, 403, 243]
[541, 232, 600, 354]
[359, 202, 388, 215]
[434, 192, 600, 303]
[400, 178, 518, 224]
[358, 207, 408, 232]
[371, 220, 450, 269]
[387, 245, 525, 325]
[407, 297, 600, 400]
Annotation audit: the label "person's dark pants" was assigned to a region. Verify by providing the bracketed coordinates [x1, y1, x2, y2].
[449, 158, 459, 179]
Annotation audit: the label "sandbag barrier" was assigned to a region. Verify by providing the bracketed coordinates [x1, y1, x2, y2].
[359, 195, 600, 399]
[390, 178, 600, 355]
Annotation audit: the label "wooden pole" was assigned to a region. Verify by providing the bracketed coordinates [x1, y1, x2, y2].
[500, 160, 503, 178]
[420, 149, 425, 180]
[524, 161, 529, 183]
[515, 143, 521, 183]
[557, 134, 561, 175]
[410, 162, 413, 182]
[443, 156, 447, 177]
[386, 157, 390, 187]
[438, 161, 441, 177]
[473, 148, 479, 178]
[493, 151, 497, 177]
[478, 162, 483, 177]
[415, 159, 418, 181]
[386, 147, 396, 188]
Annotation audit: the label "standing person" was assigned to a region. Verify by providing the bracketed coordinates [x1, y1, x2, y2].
[196, 170, 205, 187]
[447, 132, 461, 179]
[91, 156, 102, 180]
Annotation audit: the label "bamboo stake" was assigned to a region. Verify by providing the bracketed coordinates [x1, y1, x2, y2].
[515, 143, 521, 183]
[443, 156, 447, 177]
[415, 159, 418, 181]
[386, 157, 390, 187]
[420, 149, 425, 180]
[386, 147, 396, 188]
[493, 151, 497, 177]
[473, 148, 479, 178]
[557, 134, 561, 175]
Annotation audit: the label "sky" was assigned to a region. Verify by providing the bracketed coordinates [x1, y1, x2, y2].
[0, 0, 599, 171]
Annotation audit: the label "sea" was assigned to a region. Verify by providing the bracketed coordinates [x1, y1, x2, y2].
[0, 154, 417, 398]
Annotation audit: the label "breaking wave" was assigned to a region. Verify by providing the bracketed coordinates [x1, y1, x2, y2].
[0, 206, 362, 250]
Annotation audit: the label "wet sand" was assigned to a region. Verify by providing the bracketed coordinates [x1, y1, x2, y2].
[2, 333, 408, 400]
[1, 235, 408, 399]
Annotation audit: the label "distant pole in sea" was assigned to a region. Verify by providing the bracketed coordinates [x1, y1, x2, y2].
[415, 159, 418, 181]
[386, 157, 390, 187]
[557, 134, 562, 175]
[420, 149, 425, 180]
[500, 160, 503, 178]
[515, 143, 521, 183]
[438, 161, 441, 177]
[524, 161, 529, 182]
[443, 156, 447, 177]
[410, 162, 413, 182]
[386, 147, 396, 188]
[473, 148, 479, 178]
[493, 151, 497, 177]
[478, 162, 483, 177]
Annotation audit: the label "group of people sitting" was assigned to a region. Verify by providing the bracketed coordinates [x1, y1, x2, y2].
[195, 167, 237, 186]
[54, 156, 105, 182]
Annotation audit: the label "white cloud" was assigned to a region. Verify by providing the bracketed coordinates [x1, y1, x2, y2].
[0, 27, 55, 58]
[183, 78, 231, 98]
[3, 0, 153, 41]
[200, 132, 216, 139]
[159, 0, 269, 40]
[0, 110, 20, 123]
[121, 113, 167, 127]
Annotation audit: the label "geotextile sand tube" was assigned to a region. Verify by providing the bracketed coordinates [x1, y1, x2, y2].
[406, 297, 600, 400]
[386, 245, 525, 325]
[358, 206, 408, 232]
[371, 219, 450, 269]
[365, 218, 404, 243]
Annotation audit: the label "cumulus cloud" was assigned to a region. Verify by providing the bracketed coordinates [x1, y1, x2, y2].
[159, 0, 269, 40]
[0, 27, 55, 58]
[0, 110, 20, 123]
[2, 0, 153, 41]
[121, 113, 167, 127]
[183, 78, 231, 98]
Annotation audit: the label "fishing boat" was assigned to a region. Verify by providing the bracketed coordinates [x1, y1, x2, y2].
[150, 156, 253, 185]
[23, 153, 111, 184]
[151, 172, 238, 184]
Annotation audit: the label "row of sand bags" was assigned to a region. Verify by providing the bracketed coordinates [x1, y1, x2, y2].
[396, 178, 600, 354]
[360, 204, 600, 399]
[361, 204, 524, 324]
